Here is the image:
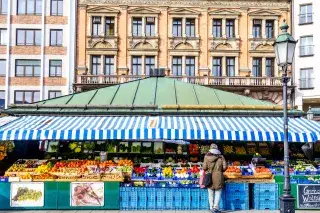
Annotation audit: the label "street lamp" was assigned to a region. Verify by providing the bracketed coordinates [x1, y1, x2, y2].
[273, 20, 297, 213]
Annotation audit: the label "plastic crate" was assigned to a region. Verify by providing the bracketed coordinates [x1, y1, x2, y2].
[120, 187, 130, 210]
[146, 188, 156, 210]
[165, 188, 175, 210]
[129, 187, 138, 210]
[174, 188, 182, 209]
[253, 199, 279, 210]
[226, 199, 249, 211]
[137, 188, 147, 210]
[191, 188, 201, 210]
[156, 188, 166, 210]
[200, 189, 209, 210]
[181, 188, 191, 210]
[254, 183, 278, 193]
[226, 183, 249, 193]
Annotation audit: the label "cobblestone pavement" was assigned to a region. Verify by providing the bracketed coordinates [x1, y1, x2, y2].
[0, 211, 319, 213]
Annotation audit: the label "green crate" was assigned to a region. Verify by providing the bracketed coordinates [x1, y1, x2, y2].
[278, 183, 298, 209]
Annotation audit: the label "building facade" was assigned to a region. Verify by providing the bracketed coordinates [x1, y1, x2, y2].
[294, 0, 319, 111]
[75, 0, 292, 105]
[0, 0, 76, 109]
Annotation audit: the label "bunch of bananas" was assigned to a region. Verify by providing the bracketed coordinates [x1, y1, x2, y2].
[162, 167, 173, 178]
[35, 165, 49, 174]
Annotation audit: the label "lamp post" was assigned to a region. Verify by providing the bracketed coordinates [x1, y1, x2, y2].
[273, 20, 297, 213]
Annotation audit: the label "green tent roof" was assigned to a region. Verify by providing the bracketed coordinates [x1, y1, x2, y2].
[5, 77, 302, 116]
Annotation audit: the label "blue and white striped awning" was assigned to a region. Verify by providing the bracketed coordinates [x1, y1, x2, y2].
[0, 116, 319, 143]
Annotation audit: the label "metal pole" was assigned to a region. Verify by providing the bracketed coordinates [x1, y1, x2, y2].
[280, 65, 295, 213]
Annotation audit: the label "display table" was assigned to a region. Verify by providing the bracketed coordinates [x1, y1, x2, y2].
[0, 182, 120, 210]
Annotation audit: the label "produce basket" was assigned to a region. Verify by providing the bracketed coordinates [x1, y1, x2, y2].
[224, 172, 242, 179]
[101, 172, 124, 181]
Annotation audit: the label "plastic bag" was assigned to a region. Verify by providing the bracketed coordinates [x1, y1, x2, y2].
[199, 170, 206, 188]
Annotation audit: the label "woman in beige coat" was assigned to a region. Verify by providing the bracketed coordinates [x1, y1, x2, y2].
[203, 144, 227, 213]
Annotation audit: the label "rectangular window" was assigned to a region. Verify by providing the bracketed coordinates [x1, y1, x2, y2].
[92, 16, 101, 36]
[105, 17, 115, 36]
[172, 56, 182, 76]
[0, 90, 5, 109]
[186, 18, 195, 37]
[252, 58, 262, 77]
[17, 0, 42, 15]
[212, 57, 222, 76]
[48, 90, 62, 99]
[266, 20, 274, 39]
[14, 91, 40, 104]
[104, 56, 114, 75]
[49, 60, 62, 77]
[91, 55, 101, 75]
[0, 0, 8, 15]
[212, 19, 222, 38]
[16, 29, 41, 46]
[226, 19, 235, 38]
[145, 17, 155, 37]
[132, 56, 142, 75]
[145, 56, 155, 76]
[300, 36, 313, 56]
[300, 68, 314, 89]
[51, 0, 63, 16]
[50, 29, 63, 46]
[132, 17, 142, 36]
[172, 18, 182, 37]
[266, 58, 274, 77]
[15, 60, 40, 77]
[0, 59, 6, 76]
[300, 4, 313, 24]
[185, 57, 195, 76]
[226, 57, 235, 76]
[253, 19, 262, 38]
[0, 29, 6, 45]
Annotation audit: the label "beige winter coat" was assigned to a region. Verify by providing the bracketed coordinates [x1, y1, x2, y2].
[203, 153, 227, 190]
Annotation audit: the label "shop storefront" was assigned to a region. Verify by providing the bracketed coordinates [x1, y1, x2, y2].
[0, 77, 320, 211]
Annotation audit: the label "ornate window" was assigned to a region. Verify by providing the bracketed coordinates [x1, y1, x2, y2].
[212, 57, 222, 77]
[212, 19, 222, 38]
[185, 57, 195, 76]
[265, 58, 274, 77]
[146, 17, 155, 37]
[226, 19, 235, 38]
[92, 17, 102, 36]
[104, 56, 114, 75]
[266, 20, 274, 39]
[132, 56, 142, 75]
[252, 58, 262, 77]
[172, 56, 182, 76]
[226, 57, 235, 76]
[132, 18, 143, 37]
[105, 17, 115, 36]
[172, 18, 182, 37]
[186, 19, 195, 37]
[145, 56, 155, 76]
[253, 19, 262, 38]
[91, 55, 101, 75]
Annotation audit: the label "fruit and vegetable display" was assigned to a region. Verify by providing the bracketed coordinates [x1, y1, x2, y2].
[223, 145, 234, 154]
[0, 141, 15, 161]
[200, 145, 210, 154]
[235, 146, 247, 155]
[224, 166, 242, 178]
[189, 144, 199, 155]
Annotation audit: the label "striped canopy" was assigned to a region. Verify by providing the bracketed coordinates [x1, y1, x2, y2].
[0, 116, 319, 143]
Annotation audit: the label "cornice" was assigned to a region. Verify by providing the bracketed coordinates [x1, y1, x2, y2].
[79, 0, 289, 8]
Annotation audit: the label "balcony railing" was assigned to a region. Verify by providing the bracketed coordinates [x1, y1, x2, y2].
[299, 78, 314, 90]
[76, 75, 284, 87]
[300, 45, 314, 56]
[299, 13, 313, 24]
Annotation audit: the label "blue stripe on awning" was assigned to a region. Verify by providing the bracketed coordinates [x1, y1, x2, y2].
[0, 116, 319, 142]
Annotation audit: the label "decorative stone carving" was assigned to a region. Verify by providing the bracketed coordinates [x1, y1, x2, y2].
[175, 43, 193, 50]
[80, 0, 289, 8]
[169, 37, 199, 50]
[250, 39, 275, 52]
[128, 7, 161, 14]
[169, 8, 200, 15]
[208, 8, 241, 16]
[128, 37, 159, 50]
[87, 6, 120, 14]
[210, 39, 240, 52]
[248, 9, 281, 17]
[88, 37, 118, 49]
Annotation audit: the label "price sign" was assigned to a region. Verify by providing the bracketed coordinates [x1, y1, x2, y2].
[298, 184, 320, 209]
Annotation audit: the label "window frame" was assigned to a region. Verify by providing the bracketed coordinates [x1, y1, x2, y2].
[16, 29, 41, 46]
[299, 4, 313, 25]
[91, 55, 101, 75]
[185, 18, 195, 37]
[172, 18, 182, 37]
[145, 17, 155, 37]
[265, 58, 275, 77]
[50, 29, 63, 46]
[50, 0, 63, 16]
[14, 90, 40, 104]
[0, 90, 5, 109]
[299, 67, 314, 90]
[92, 16, 102, 36]
[172, 56, 182, 76]
[49, 60, 62, 77]
[0, 59, 6, 76]
[17, 0, 42, 15]
[252, 19, 262, 39]
[265, 20, 274, 39]
[0, 28, 6, 45]
[0, 0, 8, 15]
[105, 17, 115, 36]
[252, 57, 262, 77]
[212, 57, 222, 77]
[226, 57, 235, 77]
[226, 19, 235, 38]
[131, 56, 142, 75]
[132, 17, 143, 37]
[300, 35, 314, 57]
[212, 19, 222, 38]
[185, 56, 195, 76]
[104, 55, 114, 75]
[15, 59, 41, 77]
[145, 56, 155, 76]
[48, 90, 62, 99]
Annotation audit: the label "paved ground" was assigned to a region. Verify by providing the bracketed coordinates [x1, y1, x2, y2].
[0, 211, 319, 213]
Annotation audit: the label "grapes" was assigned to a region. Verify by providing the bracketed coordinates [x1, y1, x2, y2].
[13, 187, 42, 201]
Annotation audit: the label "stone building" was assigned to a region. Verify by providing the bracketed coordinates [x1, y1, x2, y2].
[75, 0, 292, 105]
[0, 0, 76, 109]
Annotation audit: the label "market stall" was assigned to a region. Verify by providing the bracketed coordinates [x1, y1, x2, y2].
[1, 77, 320, 210]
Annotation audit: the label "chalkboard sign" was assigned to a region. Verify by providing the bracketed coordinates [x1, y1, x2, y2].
[298, 184, 320, 209]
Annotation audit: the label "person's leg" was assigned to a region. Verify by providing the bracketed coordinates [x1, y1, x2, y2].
[213, 189, 222, 210]
[207, 188, 214, 210]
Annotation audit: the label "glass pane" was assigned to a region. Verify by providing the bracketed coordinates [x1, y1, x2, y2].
[0, 30, 6, 45]
[51, 0, 57, 15]
[1, 0, 8, 14]
[36, 0, 42, 14]
[0, 60, 6, 75]
[18, 0, 26, 14]
[34, 66, 40, 76]
[57, 30, 63, 45]
[56, 67, 62, 76]
[27, 0, 35, 14]
[25, 92, 32, 103]
[26, 30, 34, 45]
[17, 30, 25, 45]
[0, 91, 5, 109]
[15, 92, 23, 104]
[35, 30, 41, 45]
[58, 0, 63, 15]
[16, 66, 24, 76]
[25, 66, 33, 76]
[33, 91, 40, 102]
[51, 30, 57, 45]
